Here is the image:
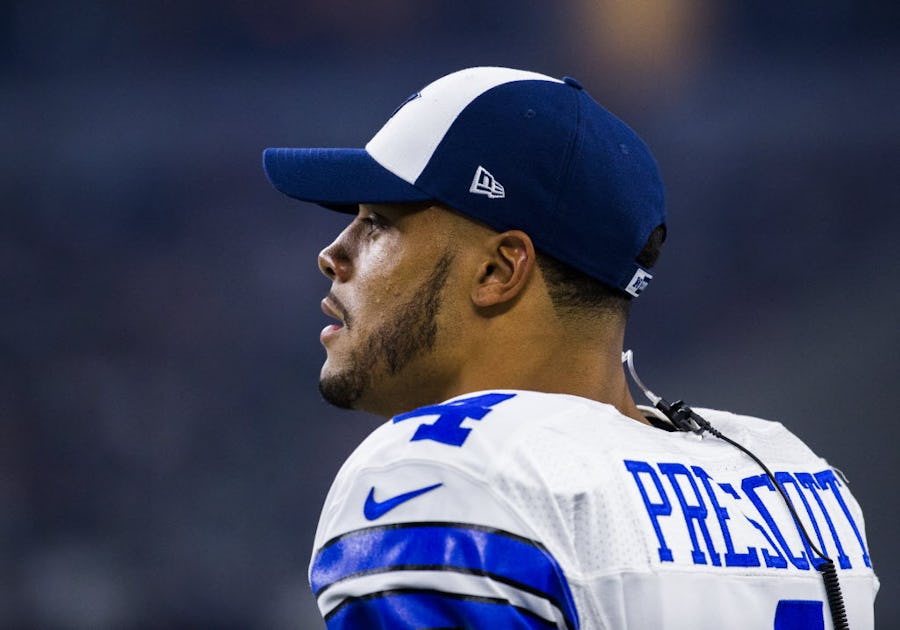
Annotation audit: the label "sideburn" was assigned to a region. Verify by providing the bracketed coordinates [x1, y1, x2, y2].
[381, 251, 454, 375]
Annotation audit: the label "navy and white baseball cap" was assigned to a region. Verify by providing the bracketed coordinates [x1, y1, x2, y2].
[263, 67, 665, 297]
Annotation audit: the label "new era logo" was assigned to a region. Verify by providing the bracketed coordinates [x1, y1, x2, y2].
[624, 269, 653, 297]
[469, 166, 505, 199]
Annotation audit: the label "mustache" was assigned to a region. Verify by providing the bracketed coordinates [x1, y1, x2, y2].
[327, 292, 353, 328]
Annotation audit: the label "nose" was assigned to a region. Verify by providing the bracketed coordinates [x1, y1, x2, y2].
[318, 233, 352, 282]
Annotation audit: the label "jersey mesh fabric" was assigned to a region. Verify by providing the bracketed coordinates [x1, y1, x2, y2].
[310, 390, 878, 629]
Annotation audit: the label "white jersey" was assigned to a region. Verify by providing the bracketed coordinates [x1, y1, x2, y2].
[309, 390, 878, 629]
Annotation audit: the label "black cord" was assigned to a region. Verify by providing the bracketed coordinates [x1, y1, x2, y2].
[660, 400, 849, 630]
[623, 351, 850, 628]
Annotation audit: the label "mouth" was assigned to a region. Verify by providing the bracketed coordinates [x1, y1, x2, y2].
[320, 295, 347, 343]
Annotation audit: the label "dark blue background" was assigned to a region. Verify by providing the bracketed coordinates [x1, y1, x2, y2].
[2, 1, 897, 627]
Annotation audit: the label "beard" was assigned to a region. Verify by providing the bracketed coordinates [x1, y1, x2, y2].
[318, 251, 454, 410]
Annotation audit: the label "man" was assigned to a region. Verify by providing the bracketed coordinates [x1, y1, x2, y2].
[263, 67, 877, 629]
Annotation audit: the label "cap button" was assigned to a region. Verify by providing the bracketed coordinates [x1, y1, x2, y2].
[562, 76, 584, 90]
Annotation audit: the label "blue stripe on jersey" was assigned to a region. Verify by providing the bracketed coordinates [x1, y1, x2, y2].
[311, 522, 579, 629]
[325, 588, 560, 630]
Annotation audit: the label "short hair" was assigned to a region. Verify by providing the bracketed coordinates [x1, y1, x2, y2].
[537, 224, 666, 317]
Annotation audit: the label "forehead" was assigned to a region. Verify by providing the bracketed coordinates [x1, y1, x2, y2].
[359, 201, 436, 220]
[361, 201, 473, 236]
[362, 201, 499, 240]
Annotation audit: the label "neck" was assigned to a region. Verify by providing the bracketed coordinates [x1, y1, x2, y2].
[446, 312, 650, 425]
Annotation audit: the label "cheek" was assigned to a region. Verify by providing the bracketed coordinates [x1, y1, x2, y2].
[352, 271, 400, 315]
[368, 282, 408, 314]
[358, 257, 415, 303]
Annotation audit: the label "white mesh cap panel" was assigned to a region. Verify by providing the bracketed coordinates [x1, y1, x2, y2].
[365, 67, 562, 184]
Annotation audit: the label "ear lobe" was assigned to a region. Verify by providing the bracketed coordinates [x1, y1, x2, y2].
[471, 230, 536, 308]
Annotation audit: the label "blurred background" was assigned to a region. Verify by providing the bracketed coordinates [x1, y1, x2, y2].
[2, 0, 898, 627]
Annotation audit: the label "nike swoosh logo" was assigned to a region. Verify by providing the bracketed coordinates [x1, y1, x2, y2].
[363, 483, 443, 521]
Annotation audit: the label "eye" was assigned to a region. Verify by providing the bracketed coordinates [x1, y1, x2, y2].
[359, 213, 386, 235]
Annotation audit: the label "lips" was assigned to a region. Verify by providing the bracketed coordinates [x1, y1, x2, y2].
[320, 297, 345, 326]
[320, 296, 347, 344]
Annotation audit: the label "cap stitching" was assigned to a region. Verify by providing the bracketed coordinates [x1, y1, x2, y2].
[549, 88, 582, 230]
[539, 87, 586, 277]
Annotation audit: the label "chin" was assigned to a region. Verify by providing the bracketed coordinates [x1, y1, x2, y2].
[318, 361, 370, 411]
[318, 375, 356, 410]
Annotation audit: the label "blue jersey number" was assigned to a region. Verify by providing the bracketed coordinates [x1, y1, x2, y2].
[774, 600, 824, 630]
[393, 393, 516, 447]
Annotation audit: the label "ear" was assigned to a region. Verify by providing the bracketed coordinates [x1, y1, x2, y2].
[471, 230, 537, 308]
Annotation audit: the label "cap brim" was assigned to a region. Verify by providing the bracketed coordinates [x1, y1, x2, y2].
[263, 147, 431, 212]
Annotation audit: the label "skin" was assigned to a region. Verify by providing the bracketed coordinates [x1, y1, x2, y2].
[317, 201, 650, 425]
